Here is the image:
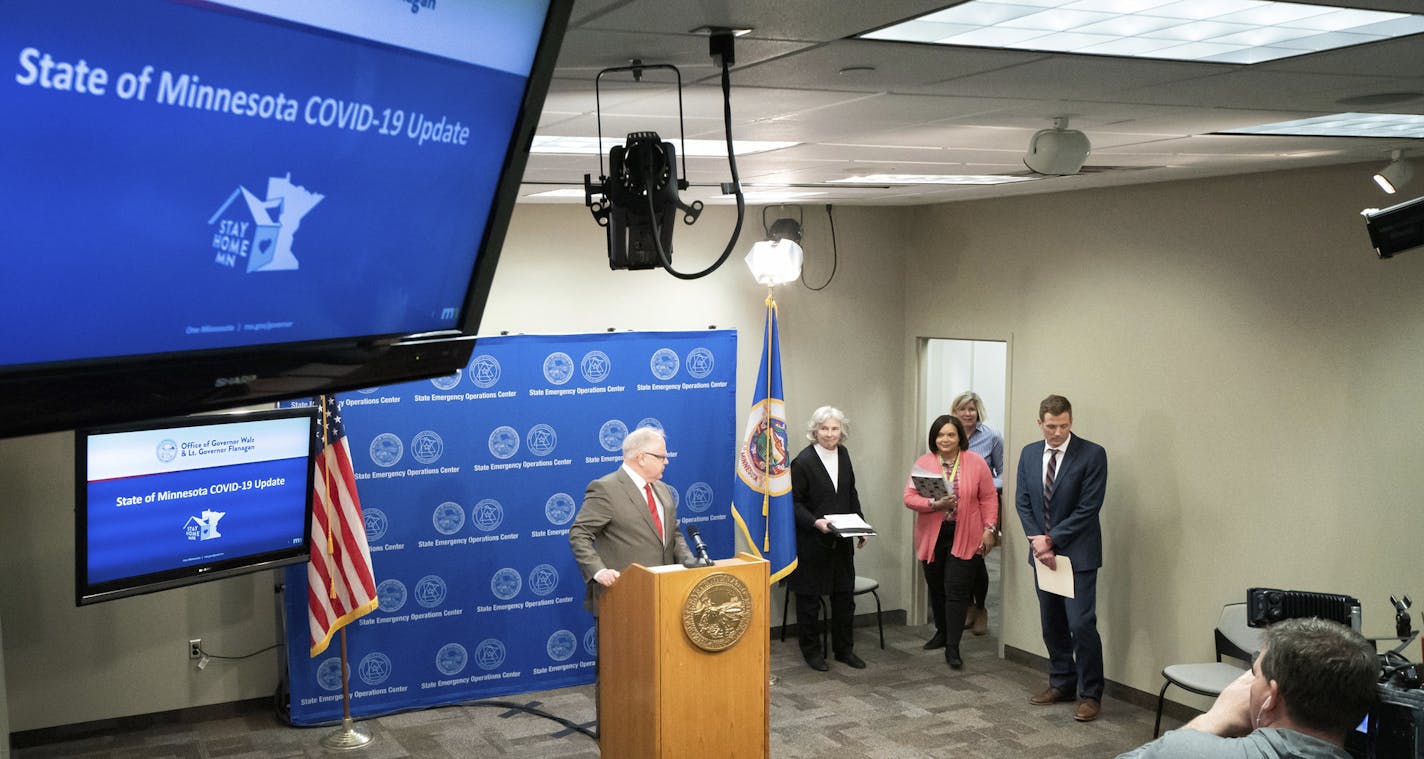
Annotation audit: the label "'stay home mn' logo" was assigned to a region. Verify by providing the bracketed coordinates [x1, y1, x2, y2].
[208, 173, 323, 272]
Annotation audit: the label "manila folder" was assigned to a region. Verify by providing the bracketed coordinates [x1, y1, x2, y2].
[1034, 555, 1075, 598]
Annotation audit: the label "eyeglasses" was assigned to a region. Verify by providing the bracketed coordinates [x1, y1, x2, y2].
[642, 451, 669, 463]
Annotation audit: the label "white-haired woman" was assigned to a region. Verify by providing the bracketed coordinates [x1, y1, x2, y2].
[786, 406, 867, 672]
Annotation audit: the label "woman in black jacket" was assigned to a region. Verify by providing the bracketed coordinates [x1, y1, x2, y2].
[786, 405, 867, 671]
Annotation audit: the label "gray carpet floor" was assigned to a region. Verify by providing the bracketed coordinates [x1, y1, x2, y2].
[13, 621, 1176, 758]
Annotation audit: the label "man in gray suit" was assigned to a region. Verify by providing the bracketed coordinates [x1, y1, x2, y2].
[570, 426, 693, 614]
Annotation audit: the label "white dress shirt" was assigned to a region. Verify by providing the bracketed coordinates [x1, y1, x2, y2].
[814, 443, 839, 491]
[1041, 434, 1074, 487]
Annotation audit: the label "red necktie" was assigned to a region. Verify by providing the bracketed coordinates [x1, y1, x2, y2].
[644, 483, 664, 541]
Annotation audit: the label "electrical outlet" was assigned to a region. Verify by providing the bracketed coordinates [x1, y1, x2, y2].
[188, 638, 202, 660]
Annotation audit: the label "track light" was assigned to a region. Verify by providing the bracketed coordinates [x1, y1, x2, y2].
[1024, 116, 1091, 176]
[1373, 150, 1413, 194]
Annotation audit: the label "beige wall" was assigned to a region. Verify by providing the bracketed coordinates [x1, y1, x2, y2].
[3, 163, 1420, 731]
[903, 164, 1424, 700]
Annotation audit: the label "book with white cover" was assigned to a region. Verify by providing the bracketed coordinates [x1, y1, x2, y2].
[823, 512, 876, 537]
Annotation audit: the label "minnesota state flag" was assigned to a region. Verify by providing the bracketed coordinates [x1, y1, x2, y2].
[732, 298, 797, 582]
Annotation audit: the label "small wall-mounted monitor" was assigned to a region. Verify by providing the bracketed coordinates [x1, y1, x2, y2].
[76, 408, 318, 606]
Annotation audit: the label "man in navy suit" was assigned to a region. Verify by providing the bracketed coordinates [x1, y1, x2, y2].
[1015, 394, 1108, 722]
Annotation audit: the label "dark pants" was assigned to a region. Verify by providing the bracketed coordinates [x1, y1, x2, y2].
[921, 520, 974, 650]
[969, 554, 988, 609]
[1034, 566, 1103, 700]
[972, 489, 1001, 609]
[796, 590, 854, 658]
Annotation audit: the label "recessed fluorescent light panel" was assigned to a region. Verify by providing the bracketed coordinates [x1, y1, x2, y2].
[833, 174, 1038, 185]
[734, 190, 829, 202]
[523, 189, 589, 198]
[860, 1, 1424, 64]
[1222, 113, 1424, 138]
[531, 135, 798, 157]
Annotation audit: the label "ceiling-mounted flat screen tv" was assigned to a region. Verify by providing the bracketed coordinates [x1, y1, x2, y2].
[76, 408, 318, 606]
[0, 0, 571, 438]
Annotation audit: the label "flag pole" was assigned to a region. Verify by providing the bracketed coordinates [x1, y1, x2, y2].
[319, 626, 373, 750]
[317, 394, 373, 751]
[760, 291, 775, 552]
[763, 288, 780, 689]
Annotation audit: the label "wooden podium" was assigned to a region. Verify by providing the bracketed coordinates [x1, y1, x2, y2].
[598, 553, 769, 758]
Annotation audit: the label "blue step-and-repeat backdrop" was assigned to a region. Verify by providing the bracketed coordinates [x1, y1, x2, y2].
[282, 330, 736, 724]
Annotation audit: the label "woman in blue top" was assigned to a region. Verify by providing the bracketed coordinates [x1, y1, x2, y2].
[952, 391, 1003, 636]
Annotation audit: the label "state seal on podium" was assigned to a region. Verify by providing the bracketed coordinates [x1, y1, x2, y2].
[682, 572, 753, 652]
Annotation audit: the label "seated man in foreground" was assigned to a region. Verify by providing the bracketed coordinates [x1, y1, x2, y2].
[1118, 616, 1378, 759]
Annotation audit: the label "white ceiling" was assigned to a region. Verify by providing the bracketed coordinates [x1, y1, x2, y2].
[519, 0, 1424, 206]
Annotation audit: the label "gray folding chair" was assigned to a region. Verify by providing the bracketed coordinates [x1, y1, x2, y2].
[1154, 602, 1262, 737]
[778, 575, 885, 650]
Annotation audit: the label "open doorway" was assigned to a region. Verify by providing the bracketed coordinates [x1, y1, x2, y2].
[913, 337, 1009, 649]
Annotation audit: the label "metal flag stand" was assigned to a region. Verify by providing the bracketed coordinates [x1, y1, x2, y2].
[318, 627, 373, 750]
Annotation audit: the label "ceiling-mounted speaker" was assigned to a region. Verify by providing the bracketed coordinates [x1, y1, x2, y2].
[1025, 117, 1091, 176]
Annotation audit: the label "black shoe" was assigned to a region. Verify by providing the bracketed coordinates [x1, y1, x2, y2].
[922, 631, 946, 650]
[945, 646, 963, 669]
[834, 651, 866, 669]
[805, 654, 829, 672]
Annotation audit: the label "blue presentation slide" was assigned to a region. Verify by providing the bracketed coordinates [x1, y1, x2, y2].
[86, 457, 309, 584]
[0, 0, 534, 366]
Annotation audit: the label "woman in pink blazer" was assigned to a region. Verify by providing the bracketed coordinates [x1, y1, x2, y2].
[903, 413, 998, 669]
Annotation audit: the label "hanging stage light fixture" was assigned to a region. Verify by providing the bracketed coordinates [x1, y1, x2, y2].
[583, 30, 747, 280]
[583, 61, 702, 271]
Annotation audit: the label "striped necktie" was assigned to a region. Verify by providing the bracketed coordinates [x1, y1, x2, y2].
[1043, 448, 1059, 527]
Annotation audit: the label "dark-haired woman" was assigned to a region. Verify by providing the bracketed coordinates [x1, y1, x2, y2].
[903, 414, 997, 669]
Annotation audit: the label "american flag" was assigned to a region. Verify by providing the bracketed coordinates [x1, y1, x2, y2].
[306, 394, 378, 656]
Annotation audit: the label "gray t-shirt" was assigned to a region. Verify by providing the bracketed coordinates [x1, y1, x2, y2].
[1115, 727, 1350, 759]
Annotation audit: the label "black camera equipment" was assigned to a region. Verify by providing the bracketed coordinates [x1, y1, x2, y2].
[1243, 589, 1422, 757]
[1342, 594, 1424, 759]
[1394, 595, 1415, 639]
[1247, 587, 1361, 629]
[1347, 680, 1424, 759]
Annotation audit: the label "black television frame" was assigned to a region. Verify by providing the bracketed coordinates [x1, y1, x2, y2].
[75, 407, 319, 606]
[0, 0, 573, 440]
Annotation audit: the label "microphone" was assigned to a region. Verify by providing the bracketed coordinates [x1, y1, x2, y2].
[683, 525, 714, 567]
